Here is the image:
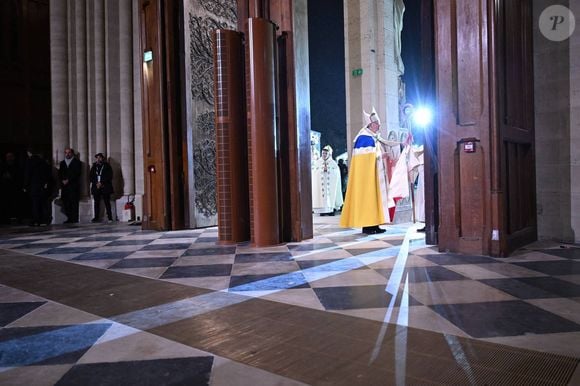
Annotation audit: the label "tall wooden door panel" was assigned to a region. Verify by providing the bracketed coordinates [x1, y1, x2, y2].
[434, 0, 536, 256]
[140, 0, 168, 230]
[435, 0, 492, 255]
[496, 0, 536, 253]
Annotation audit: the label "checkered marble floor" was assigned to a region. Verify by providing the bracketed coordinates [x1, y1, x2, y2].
[0, 284, 305, 386]
[1, 217, 580, 384]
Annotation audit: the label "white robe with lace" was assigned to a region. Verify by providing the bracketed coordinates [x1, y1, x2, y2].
[312, 157, 343, 213]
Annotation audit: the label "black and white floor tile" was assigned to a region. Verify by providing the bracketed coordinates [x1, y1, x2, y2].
[1, 217, 580, 384]
[0, 284, 305, 386]
[2, 222, 580, 335]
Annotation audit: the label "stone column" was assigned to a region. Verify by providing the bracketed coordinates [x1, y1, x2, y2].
[87, 0, 106, 178]
[119, 0, 136, 195]
[50, 0, 69, 165]
[571, 0, 580, 243]
[105, 0, 136, 213]
[344, 0, 400, 149]
[533, 0, 574, 242]
[132, 0, 144, 218]
[72, 0, 89, 176]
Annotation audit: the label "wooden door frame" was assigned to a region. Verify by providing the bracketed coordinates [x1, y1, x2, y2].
[164, 0, 186, 230]
[139, 0, 185, 231]
[140, 0, 168, 230]
[434, 0, 537, 256]
[491, 0, 537, 255]
[434, 0, 493, 255]
[418, 0, 438, 245]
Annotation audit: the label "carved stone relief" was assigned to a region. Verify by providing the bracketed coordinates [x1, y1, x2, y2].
[192, 111, 217, 218]
[184, 0, 236, 227]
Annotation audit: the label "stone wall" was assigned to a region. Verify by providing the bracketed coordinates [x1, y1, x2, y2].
[50, 0, 143, 223]
[534, 0, 579, 243]
[571, 0, 580, 242]
[344, 0, 400, 144]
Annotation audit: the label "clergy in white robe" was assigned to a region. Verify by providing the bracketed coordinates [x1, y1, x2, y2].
[312, 145, 343, 215]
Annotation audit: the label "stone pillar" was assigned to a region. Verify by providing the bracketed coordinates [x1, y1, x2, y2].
[132, 0, 144, 218]
[119, 0, 135, 195]
[533, 0, 574, 242]
[50, 0, 69, 164]
[105, 0, 136, 208]
[49, 0, 143, 223]
[344, 0, 362, 148]
[344, 0, 400, 150]
[87, 0, 106, 168]
[572, 0, 580, 243]
[72, 0, 89, 177]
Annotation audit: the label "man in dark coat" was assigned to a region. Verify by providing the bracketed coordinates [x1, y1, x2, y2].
[23, 150, 52, 226]
[89, 153, 114, 222]
[58, 148, 82, 223]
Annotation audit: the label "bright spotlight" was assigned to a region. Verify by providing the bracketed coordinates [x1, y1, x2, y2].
[413, 107, 433, 128]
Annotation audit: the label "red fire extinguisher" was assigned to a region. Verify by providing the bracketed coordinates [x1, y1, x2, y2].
[123, 195, 135, 222]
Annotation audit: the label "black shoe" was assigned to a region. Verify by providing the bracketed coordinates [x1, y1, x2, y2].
[362, 226, 386, 235]
[91, 218, 100, 223]
[63, 219, 73, 224]
[417, 226, 425, 232]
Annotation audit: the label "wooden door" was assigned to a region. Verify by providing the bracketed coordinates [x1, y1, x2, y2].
[140, 0, 169, 230]
[494, 0, 536, 254]
[434, 0, 536, 256]
[435, 0, 493, 255]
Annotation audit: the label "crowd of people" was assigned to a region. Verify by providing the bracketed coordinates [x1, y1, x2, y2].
[5, 114, 422, 233]
[0, 148, 114, 227]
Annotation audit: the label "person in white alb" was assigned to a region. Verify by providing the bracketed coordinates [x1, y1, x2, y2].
[312, 145, 343, 216]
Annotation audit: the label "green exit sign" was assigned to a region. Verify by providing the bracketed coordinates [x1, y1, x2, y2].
[352, 68, 363, 77]
[143, 50, 153, 62]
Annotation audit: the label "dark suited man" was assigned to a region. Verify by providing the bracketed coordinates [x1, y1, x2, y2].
[23, 149, 52, 226]
[58, 148, 82, 223]
[89, 153, 114, 223]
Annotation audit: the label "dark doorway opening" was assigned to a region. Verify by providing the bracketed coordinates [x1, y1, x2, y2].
[0, 0, 51, 159]
[307, 0, 347, 159]
[0, 0, 51, 225]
